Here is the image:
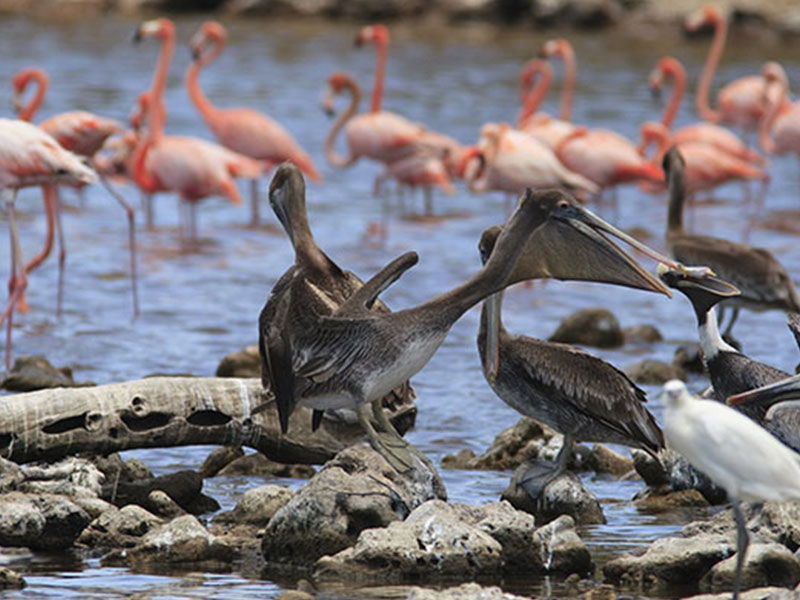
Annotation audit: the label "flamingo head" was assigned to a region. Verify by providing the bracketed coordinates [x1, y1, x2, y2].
[354, 24, 389, 48]
[11, 68, 45, 115]
[761, 61, 789, 106]
[518, 59, 550, 104]
[539, 38, 568, 59]
[133, 18, 175, 44]
[322, 71, 355, 116]
[685, 4, 722, 32]
[130, 91, 151, 131]
[191, 21, 226, 60]
[648, 65, 663, 99]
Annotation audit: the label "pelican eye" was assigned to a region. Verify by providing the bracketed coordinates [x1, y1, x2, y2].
[556, 199, 569, 209]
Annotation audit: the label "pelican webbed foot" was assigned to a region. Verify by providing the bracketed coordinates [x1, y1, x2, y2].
[518, 458, 568, 501]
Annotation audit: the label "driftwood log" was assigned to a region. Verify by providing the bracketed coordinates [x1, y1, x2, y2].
[0, 377, 416, 465]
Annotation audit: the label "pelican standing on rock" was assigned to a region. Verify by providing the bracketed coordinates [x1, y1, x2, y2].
[663, 146, 800, 342]
[662, 379, 800, 600]
[477, 217, 672, 499]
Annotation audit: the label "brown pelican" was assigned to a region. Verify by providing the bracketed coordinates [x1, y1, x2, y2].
[477, 225, 669, 499]
[258, 163, 412, 437]
[658, 264, 796, 440]
[267, 188, 678, 472]
[664, 146, 800, 341]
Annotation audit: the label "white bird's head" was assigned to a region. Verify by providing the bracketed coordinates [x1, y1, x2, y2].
[662, 379, 690, 407]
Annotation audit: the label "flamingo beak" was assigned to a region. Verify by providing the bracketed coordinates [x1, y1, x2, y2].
[321, 86, 335, 117]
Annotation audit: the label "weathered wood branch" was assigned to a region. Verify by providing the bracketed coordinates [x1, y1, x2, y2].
[0, 377, 415, 465]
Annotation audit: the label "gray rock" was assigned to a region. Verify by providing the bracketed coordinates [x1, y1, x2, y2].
[622, 324, 663, 344]
[673, 344, 705, 374]
[215, 452, 316, 479]
[586, 444, 634, 477]
[603, 534, 733, 590]
[262, 444, 446, 566]
[77, 504, 163, 549]
[548, 308, 623, 348]
[0, 492, 91, 550]
[685, 586, 798, 600]
[108, 515, 234, 568]
[502, 468, 605, 525]
[0, 566, 25, 590]
[0, 355, 92, 391]
[199, 446, 245, 478]
[682, 502, 800, 551]
[634, 449, 727, 505]
[17, 458, 104, 498]
[214, 484, 294, 526]
[624, 359, 686, 385]
[633, 488, 710, 511]
[215, 345, 261, 378]
[406, 582, 529, 599]
[701, 542, 800, 592]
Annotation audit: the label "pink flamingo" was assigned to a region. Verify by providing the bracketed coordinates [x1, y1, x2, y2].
[12, 67, 139, 316]
[639, 121, 767, 197]
[132, 18, 263, 246]
[646, 56, 763, 165]
[516, 58, 578, 149]
[187, 21, 321, 225]
[539, 39, 576, 122]
[759, 62, 800, 160]
[686, 4, 789, 133]
[0, 118, 97, 369]
[465, 123, 599, 198]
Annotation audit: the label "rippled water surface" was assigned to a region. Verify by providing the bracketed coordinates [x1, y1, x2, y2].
[1, 13, 800, 599]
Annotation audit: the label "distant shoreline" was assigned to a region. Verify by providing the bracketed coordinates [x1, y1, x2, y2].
[3, 0, 800, 37]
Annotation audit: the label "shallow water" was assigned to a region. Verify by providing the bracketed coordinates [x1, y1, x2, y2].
[1, 13, 799, 599]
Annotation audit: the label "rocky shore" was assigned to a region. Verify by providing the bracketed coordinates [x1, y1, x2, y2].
[3, 0, 800, 36]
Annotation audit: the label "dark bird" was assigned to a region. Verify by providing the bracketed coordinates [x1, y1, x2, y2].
[258, 163, 413, 439]
[664, 146, 800, 343]
[477, 220, 670, 499]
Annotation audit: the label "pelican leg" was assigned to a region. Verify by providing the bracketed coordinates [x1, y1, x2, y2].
[731, 500, 749, 600]
[357, 401, 415, 473]
[519, 432, 574, 501]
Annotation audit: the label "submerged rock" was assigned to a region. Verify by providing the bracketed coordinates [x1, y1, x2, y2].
[622, 324, 663, 344]
[0, 355, 93, 391]
[262, 444, 446, 567]
[624, 359, 686, 385]
[101, 469, 219, 516]
[0, 567, 25, 590]
[548, 308, 623, 348]
[406, 582, 529, 599]
[502, 468, 605, 525]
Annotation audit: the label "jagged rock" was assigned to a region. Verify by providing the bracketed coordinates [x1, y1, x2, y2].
[673, 344, 705, 374]
[16, 458, 104, 498]
[262, 444, 446, 567]
[199, 446, 245, 477]
[634, 449, 727, 505]
[633, 488, 709, 511]
[314, 500, 591, 583]
[0, 457, 22, 492]
[701, 543, 800, 592]
[101, 469, 219, 515]
[105, 515, 234, 569]
[622, 324, 663, 344]
[0, 492, 91, 550]
[0, 567, 25, 589]
[216, 452, 316, 479]
[585, 444, 633, 476]
[214, 484, 294, 526]
[502, 468, 605, 525]
[682, 503, 800, 551]
[603, 534, 733, 591]
[0, 355, 92, 391]
[624, 359, 686, 385]
[215, 345, 260, 378]
[76, 504, 163, 549]
[684, 586, 799, 600]
[406, 582, 529, 599]
[91, 454, 152, 484]
[548, 308, 624, 348]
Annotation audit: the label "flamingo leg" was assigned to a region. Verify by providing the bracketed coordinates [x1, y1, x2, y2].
[2, 190, 25, 370]
[142, 191, 154, 230]
[250, 178, 260, 226]
[17, 184, 57, 313]
[55, 189, 66, 317]
[423, 186, 433, 217]
[96, 169, 140, 317]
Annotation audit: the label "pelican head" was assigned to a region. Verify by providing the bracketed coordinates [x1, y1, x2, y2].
[657, 263, 740, 321]
[727, 374, 800, 408]
[269, 163, 306, 245]
[483, 190, 676, 294]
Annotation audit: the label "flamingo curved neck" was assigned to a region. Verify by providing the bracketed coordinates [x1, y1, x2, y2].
[696, 12, 726, 123]
[759, 79, 786, 154]
[185, 38, 224, 127]
[552, 42, 576, 122]
[324, 79, 360, 168]
[370, 37, 387, 113]
[661, 59, 686, 129]
[147, 27, 175, 141]
[519, 65, 552, 127]
[18, 70, 48, 122]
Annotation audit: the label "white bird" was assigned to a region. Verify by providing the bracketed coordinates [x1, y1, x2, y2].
[661, 379, 800, 600]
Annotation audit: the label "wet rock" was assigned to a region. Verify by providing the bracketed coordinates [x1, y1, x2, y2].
[442, 417, 551, 471]
[683, 588, 797, 600]
[502, 468, 605, 525]
[682, 503, 800, 550]
[275, 590, 315, 600]
[548, 308, 624, 348]
[673, 344, 706, 374]
[701, 542, 800, 592]
[0, 355, 93, 391]
[106, 515, 234, 569]
[0, 567, 25, 590]
[214, 484, 294, 527]
[17, 458, 104, 498]
[586, 444, 634, 477]
[215, 452, 316, 479]
[215, 345, 260, 378]
[76, 504, 163, 549]
[199, 446, 245, 478]
[406, 582, 529, 599]
[633, 488, 709, 511]
[101, 469, 219, 515]
[262, 444, 446, 566]
[634, 449, 727, 505]
[622, 324, 663, 344]
[603, 534, 733, 591]
[624, 359, 686, 385]
[91, 453, 152, 484]
[0, 492, 91, 550]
